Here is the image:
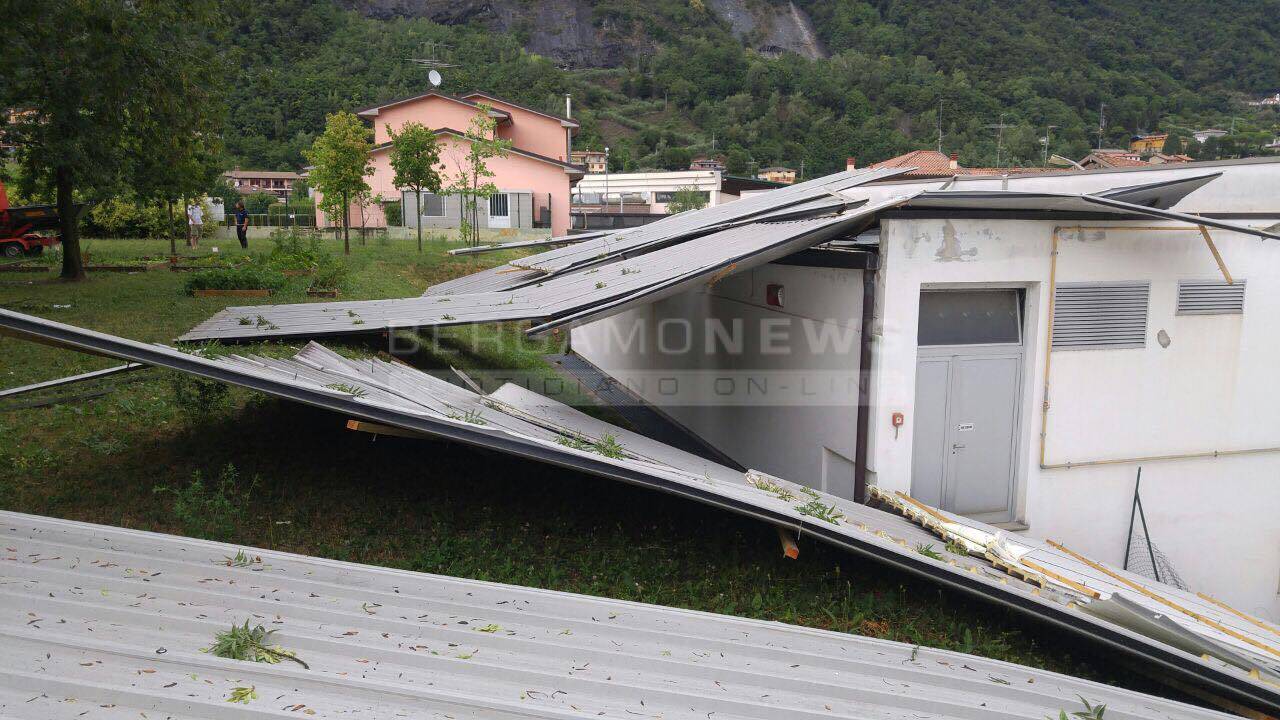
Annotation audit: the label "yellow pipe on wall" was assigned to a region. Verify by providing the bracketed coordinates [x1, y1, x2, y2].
[1038, 223, 1274, 470]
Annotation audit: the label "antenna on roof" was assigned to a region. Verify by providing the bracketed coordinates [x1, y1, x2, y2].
[408, 41, 457, 70]
[428, 69, 442, 88]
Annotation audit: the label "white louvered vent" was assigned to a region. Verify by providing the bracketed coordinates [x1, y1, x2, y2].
[1052, 282, 1149, 350]
[1177, 279, 1246, 315]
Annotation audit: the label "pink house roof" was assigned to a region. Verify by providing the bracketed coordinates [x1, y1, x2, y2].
[355, 91, 511, 122]
[370, 128, 585, 178]
[458, 91, 579, 129]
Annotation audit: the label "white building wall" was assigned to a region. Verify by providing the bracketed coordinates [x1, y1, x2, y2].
[870, 215, 1280, 619]
[573, 171, 725, 213]
[572, 264, 865, 496]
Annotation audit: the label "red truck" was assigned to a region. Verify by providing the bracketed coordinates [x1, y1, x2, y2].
[0, 180, 66, 258]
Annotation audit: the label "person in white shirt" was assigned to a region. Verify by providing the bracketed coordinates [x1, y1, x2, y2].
[186, 201, 204, 249]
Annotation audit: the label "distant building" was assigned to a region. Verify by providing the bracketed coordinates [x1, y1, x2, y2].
[1129, 133, 1168, 154]
[757, 166, 796, 184]
[1148, 153, 1194, 165]
[571, 149, 608, 174]
[336, 90, 583, 236]
[865, 150, 1055, 179]
[1076, 150, 1150, 170]
[1246, 93, 1280, 107]
[1193, 129, 1227, 143]
[223, 169, 303, 199]
[689, 156, 726, 172]
[1265, 138, 1280, 151]
[572, 170, 781, 216]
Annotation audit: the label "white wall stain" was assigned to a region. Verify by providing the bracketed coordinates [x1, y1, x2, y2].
[934, 220, 979, 262]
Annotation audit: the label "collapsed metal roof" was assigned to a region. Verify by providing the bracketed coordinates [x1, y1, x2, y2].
[0, 510, 1237, 720]
[180, 171, 1278, 344]
[181, 202, 904, 342]
[1, 308, 1278, 714]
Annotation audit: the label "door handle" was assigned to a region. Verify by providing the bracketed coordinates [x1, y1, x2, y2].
[952, 443, 966, 450]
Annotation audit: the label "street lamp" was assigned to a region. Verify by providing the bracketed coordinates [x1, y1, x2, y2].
[604, 146, 610, 215]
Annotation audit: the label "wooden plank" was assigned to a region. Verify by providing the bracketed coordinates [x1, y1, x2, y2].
[776, 526, 799, 560]
[1047, 539, 1280, 661]
[1198, 225, 1235, 285]
[344, 418, 429, 439]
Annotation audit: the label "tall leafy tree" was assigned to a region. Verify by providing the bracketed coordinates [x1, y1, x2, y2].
[445, 106, 511, 247]
[387, 122, 443, 252]
[306, 112, 372, 255]
[0, 0, 225, 279]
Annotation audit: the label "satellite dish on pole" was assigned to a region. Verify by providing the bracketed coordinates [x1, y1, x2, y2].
[428, 69, 442, 87]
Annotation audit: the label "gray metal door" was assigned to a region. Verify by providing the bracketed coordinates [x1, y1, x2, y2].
[911, 352, 1021, 522]
[911, 290, 1023, 523]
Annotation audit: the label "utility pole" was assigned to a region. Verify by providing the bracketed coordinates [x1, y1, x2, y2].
[1041, 125, 1059, 166]
[985, 114, 1012, 168]
[604, 146, 610, 214]
[937, 98, 944, 153]
[1097, 102, 1107, 150]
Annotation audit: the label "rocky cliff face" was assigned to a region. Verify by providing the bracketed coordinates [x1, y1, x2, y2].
[347, 0, 824, 67]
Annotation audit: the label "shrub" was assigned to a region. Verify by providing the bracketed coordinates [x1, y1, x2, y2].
[383, 199, 402, 226]
[243, 191, 277, 215]
[308, 256, 349, 290]
[153, 464, 256, 541]
[266, 227, 328, 271]
[185, 266, 286, 294]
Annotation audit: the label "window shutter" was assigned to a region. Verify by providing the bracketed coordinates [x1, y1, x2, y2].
[1176, 280, 1245, 315]
[1052, 282, 1149, 350]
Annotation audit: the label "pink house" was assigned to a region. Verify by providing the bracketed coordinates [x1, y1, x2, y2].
[317, 91, 583, 238]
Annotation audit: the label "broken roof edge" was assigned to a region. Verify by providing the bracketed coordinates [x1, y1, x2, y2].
[2, 307, 1278, 715]
[525, 196, 910, 337]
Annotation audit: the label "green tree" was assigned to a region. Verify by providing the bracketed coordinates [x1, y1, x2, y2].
[132, 130, 224, 256]
[446, 106, 511, 246]
[387, 122, 444, 252]
[305, 112, 372, 255]
[667, 187, 709, 214]
[0, 0, 226, 279]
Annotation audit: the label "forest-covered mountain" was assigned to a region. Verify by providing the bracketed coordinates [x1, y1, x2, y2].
[224, 0, 1280, 175]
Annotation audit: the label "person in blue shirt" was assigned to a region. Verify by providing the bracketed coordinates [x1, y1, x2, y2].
[234, 200, 249, 249]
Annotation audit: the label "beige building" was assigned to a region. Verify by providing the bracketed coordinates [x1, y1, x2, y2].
[571, 149, 608, 174]
[757, 166, 796, 184]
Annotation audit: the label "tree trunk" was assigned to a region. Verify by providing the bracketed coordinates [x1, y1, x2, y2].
[56, 166, 85, 281]
[415, 186, 423, 252]
[167, 200, 176, 257]
[341, 191, 350, 255]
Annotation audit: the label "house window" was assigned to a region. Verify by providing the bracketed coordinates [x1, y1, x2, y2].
[420, 193, 444, 217]
[489, 193, 509, 217]
[918, 290, 1022, 346]
[1176, 279, 1245, 315]
[1052, 282, 1150, 349]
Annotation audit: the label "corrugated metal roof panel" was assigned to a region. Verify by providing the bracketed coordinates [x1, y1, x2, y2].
[0, 510, 1236, 720]
[2, 308, 1278, 714]
[511, 167, 913, 275]
[181, 209, 896, 343]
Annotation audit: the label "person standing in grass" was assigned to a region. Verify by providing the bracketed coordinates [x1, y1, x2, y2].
[186, 200, 204, 249]
[234, 200, 249, 249]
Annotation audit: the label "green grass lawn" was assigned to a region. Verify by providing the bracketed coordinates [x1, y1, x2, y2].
[0, 233, 1165, 696]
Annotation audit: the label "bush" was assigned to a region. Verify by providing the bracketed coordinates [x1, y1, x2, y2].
[184, 265, 286, 293]
[244, 191, 277, 214]
[266, 227, 328, 271]
[383, 199, 402, 226]
[86, 196, 181, 238]
[308, 255, 350, 290]
[153, 464, 255, 541]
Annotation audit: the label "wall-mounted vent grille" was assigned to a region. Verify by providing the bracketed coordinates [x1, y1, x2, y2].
[1177, 279, 1246, 315]
[1052, 282, 1149, 350]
